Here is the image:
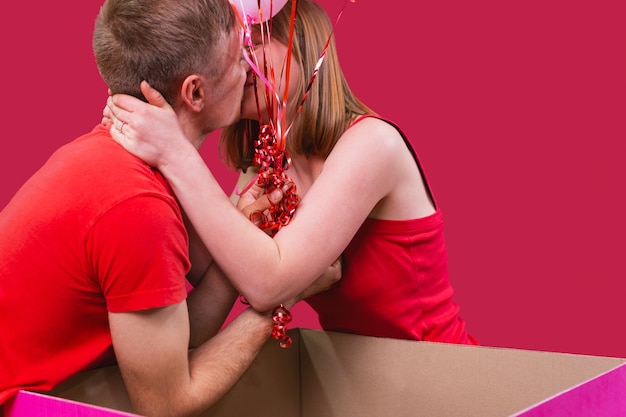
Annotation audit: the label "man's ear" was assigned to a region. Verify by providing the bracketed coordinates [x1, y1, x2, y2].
[180, 74, 206, 112]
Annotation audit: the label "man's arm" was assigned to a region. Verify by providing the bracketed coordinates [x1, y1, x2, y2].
[109, 257, 340, 417]
[90, 194, 270, 417]
[184, 213, 213, 287]
[109, 261, 342, 417]
[187, 262, 238, 348]
[109, 303, 271, 417]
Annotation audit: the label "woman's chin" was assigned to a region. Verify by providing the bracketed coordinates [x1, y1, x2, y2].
[239, 104, 257, 120]
[239, 108, 269, 124]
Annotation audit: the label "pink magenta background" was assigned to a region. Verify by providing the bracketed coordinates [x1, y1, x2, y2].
[1, 1, 625, 357]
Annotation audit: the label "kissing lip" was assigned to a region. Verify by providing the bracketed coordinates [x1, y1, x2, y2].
[244, 72, 256, 88]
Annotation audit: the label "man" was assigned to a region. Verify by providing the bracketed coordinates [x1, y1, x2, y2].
[0, 0, 337, 416]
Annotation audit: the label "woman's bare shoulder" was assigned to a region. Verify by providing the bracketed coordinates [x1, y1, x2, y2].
[339, 116, 408, 158]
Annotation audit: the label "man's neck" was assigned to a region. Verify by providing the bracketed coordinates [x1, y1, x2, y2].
[176, 111, 206, 151]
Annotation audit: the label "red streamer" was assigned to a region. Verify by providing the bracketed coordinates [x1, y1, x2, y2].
[233, 0, 356, 348]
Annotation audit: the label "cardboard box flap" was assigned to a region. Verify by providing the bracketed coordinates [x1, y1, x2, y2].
[298, 329, 625, 417]
[513, 362, 626, 416]
[4, 390, 139, 417]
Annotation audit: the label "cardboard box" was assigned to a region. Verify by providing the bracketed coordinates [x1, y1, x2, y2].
[5, 329, 626, 417]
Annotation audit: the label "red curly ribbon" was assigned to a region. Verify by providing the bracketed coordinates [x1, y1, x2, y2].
[238, 296, 292, 348]
[252, 124, 299, 237]
[271, 304, 293, 348]
[235, 0, 358, 349]
[252, 125, 297, 349]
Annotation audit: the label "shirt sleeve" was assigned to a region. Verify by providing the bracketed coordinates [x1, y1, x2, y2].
[85, 194, 190, 313]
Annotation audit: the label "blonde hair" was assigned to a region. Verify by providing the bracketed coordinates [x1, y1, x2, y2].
[220, 0, 374, 170]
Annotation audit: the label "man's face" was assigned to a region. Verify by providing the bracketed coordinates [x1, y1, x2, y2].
[202, 27, 250, 132]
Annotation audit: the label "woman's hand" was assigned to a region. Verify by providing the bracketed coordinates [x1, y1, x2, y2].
[101, 89, 114, 128]
[105, 81, 190, 169]
[237, 179, 297, 235]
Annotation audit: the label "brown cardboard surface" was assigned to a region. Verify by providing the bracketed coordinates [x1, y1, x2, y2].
[298, 329, 625, 417]
[201, 331, 301, 417]
[45, 328, 626, 417]
[47, 365, 132, 413]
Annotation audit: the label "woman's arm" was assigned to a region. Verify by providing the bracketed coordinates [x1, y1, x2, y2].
[107, 82, 397, 310]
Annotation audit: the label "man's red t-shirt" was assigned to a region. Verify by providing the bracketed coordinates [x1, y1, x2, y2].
[0, 125, 189, 404]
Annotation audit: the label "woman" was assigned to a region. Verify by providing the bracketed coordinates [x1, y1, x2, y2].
[106, 0, 477, 344]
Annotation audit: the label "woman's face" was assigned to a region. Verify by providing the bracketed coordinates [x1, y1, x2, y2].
[241, 30, 301, 123]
